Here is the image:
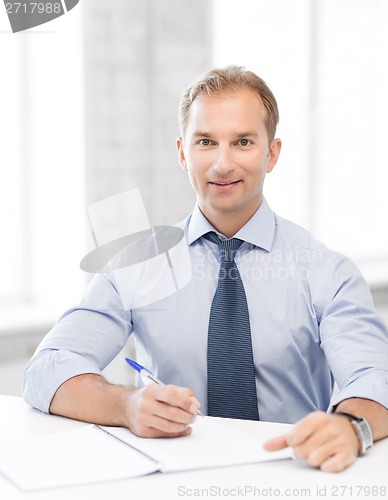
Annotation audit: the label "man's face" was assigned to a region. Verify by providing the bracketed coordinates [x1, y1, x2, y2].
[177, 88, 281, 227]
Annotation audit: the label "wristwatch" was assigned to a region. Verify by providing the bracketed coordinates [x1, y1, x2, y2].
[334, 412, 373, 455]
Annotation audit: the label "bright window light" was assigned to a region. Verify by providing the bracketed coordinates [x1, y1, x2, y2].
[0, 6, 86, 328]
[212, 0, 388, 285]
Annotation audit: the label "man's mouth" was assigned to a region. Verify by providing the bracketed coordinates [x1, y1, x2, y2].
[209, 180, 241, 186]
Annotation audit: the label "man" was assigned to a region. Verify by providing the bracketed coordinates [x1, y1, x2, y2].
[24, 66, 388, 472]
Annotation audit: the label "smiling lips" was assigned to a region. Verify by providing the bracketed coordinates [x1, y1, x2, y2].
[209, 180, 241, 186]
[208, 179, 242, 193]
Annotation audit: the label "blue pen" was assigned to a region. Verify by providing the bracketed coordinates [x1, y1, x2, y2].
[125, 357, 204, 416]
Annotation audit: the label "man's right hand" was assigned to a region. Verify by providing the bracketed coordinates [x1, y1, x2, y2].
[124, 383, 201, 438]
[49, 374, 201, 438]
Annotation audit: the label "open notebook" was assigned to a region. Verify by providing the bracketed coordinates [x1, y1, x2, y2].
[0, 416, 293, 491]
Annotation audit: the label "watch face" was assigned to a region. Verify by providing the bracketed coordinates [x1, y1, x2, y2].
[352, 418, 373, 455]
[359, 419, 373, 446]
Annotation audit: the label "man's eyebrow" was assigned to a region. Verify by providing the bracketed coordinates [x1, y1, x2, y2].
[192, 131, 212, 138]
[191, 131, 259, 138]
[236, 131, 259, 138]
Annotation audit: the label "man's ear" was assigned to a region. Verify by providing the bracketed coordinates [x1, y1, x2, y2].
[266, 138, 282, 174]
[176, 137, 187, 172]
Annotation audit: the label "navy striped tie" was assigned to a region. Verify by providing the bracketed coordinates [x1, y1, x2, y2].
[205, 232, 259, 420]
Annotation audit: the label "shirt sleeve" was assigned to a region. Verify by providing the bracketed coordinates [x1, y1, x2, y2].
[23, 273, 133, 413]
[316, 255, 388, 411]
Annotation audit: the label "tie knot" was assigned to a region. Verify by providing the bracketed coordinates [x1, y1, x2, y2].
[205, 232, 243, 262]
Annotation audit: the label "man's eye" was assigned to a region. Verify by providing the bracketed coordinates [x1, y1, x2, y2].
[199, 139, 211, 146]
[239, 139, 251, 147]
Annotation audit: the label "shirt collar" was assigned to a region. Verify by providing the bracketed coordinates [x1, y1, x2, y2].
[186, 197, 276, 252]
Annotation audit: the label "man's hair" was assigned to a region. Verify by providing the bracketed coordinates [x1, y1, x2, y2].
[178, 65, 279, 144]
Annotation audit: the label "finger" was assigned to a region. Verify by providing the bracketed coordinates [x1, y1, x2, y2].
[148, 411, 195, 434]
[263, 435, 289, 451]
[155, 385, 201, 414]
[151, 400, 197, 427]
[291, 424, 338, 459]
[144, 424, 193, 439]
[134, 422, 193, 439]
[287, 411, 327, 447]
[296, 435, 343, 466]
[319, 450, 355, 473]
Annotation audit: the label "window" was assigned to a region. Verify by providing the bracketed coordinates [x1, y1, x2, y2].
[0, 7, 85, 330]
[213, 0, 388, 285]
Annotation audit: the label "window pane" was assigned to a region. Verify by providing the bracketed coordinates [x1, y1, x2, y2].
[212, 0, 388, 285]
[0, 8, 86, 320]
[0, 37, 25, 301]
[212, 0, 312, 228]
[315, 0, 388, 283]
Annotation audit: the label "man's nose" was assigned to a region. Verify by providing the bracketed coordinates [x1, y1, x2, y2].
[212, 146, 234, 175]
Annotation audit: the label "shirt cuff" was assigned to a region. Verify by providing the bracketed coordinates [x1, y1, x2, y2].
[23, 349, 102, 414]
[328, 370, 388, 413]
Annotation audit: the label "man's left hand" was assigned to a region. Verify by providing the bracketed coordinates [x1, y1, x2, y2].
[263, 411, 360, 472]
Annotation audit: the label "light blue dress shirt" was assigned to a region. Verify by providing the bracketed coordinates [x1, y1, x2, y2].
[23, 198, 388, 423]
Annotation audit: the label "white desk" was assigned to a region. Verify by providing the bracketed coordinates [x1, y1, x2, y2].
[0, 395, 386, 499]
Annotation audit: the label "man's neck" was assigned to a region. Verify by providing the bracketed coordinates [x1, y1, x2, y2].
[200, 203, 262, 239]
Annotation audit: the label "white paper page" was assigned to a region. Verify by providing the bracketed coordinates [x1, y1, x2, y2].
[0, 425, 159, 491]
[101, 416, 293, 472]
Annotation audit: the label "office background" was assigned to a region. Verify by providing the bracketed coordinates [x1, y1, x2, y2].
[1, 0, 387, 396]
